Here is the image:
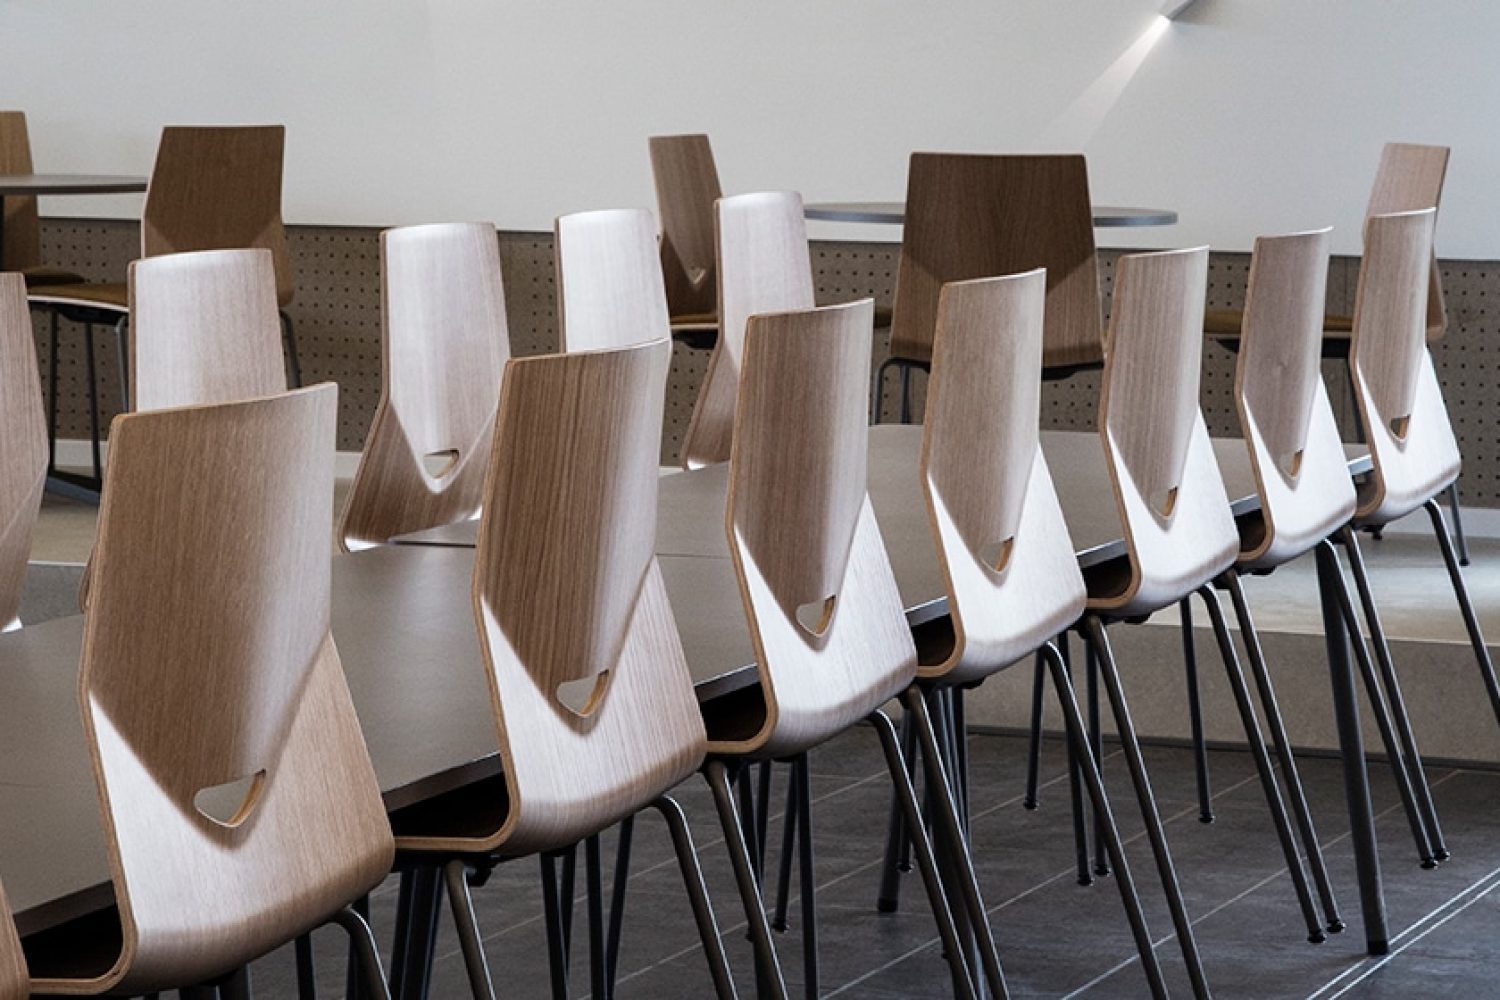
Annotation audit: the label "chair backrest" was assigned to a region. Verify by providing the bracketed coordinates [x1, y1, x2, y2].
[554, 208, 672, 352]
[340, 223, 511, 551]
[1093, 246, 1237, 617]
[465, 337, 705, 855]
[0, 275, 48, 631]
[1349, 208, 1458, 524]
[1366, 142, 1448, 340]
[891, 153, 1102, 372]
[128, 248, 287, 412]
[920, 270, 1086, 684]
[0, 879, 27, 1000]
[64, 386, 391, 996]
[723, 299, 914, 758]
[141, 126, 294, 307]
[650, 134, 723, 319]
[0, 111, 44, 272]
[681, 191, 814, 470]
[1233, 229, 1357, 569]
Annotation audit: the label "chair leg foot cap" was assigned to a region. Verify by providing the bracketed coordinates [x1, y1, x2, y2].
[1328, 920, 1347, 933]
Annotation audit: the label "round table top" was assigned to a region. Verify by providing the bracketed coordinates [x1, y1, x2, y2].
[0, 173, 148, 196]
[804, 201, 1177, 228]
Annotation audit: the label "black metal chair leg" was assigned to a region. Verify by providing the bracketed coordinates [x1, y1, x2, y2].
[294, 932, 317, 1000]
[1220, 569, 1345, 933]
[441, 860, 496, 1000]
[83, 321, 101, 485]
[756, 761, 774, 874]
[651, 796, 739, 1000]
[1058, 634, 1093, 887]
[867, 710, 978, 1000]
[1023, 652, 1046, 810]
[1085, 638, 1110, 878]
[1039, 642, 1168, 998]
[1181, 597, 1215, 824]
[46, 311, 60, 472]
[737, 766, 764, 885]
[560, 843, 578, 964]
[705, 759, 790, 1000]
[876, 707, 918, 913]
[281, 309, 304, 388]
[1196, 585, 1326, 943]
[793, 755, 818, 1000]
[772, 760, 799, 931]
[605, 815, 635, 998]
[112, 315, 130, 411]
[1081, 616, 1213, 1000]
[346, 894, 371, 1000]
[1446, 480, 1470, 566]
[391, 866, 444, 1000]
[1337, 526, 1449, 861]
[898, 363, 913, 424]
[953, 687, 971, 825]
[900, 689, 1010, 999]
[1425, 498, 1500, 732]
[587, 835, 608, 999]
[541, 852, 573, 1000]
[332, 904, 395, 1000]
[219, 967, 251, 1000]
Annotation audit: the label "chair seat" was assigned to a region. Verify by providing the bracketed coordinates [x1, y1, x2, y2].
[20, 267, 86, 288]
[27, 281, 128, 312]
[672, 305, 894, 332]
[1204, 307, 1353, 338]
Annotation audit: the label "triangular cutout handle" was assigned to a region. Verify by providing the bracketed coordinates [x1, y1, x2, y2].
[194, 770, 267, 828]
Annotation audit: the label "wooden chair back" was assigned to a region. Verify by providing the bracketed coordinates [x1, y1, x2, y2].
[128, 248, 286, 412]
[0, 111, 43, 272]
[1233, 229, 1356, 569]
[142, 126, 294, 307]
[59, 386, 392, 996]
[0, 275, 48, 632]
[920, 270, 1086, 684]
[340, 223, 511, 550]
[426, 338, 705, 856]
[1349, 208, 1459, 524]
[681, 191, 814, 470]
[0, 880, 25, 1000]
[890, 153, 1102, 372]
[650, 134, 723, 320]
[722, 299, 915, 758]
[1093, 246, 1237, 617]
[554, 208, 672, 352]
[1366, 142, 1448, 341]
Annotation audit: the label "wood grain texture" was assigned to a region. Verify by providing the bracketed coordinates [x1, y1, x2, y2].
[1366, 142, 1448, 341]
[1094, 247, 1238, 617]
[43, 386, 393, 995]
[890, 153, 1102, 371]
[554, 208, 672, 353]
[0, 111, 60, 280]
[0, 881, 25, 1000]
[723, 299, 916, 758]
[340, 223, 510, 551]
[1350, 208, 1460, 525]
[920, 270, 1086, 683]
[400, 338, 706, 855]
[681, 191, 815, 470]
[0, 275, 48, 631]
[1232, 229, 1357, 569]
[650, 134, 723, 322]
[128, 248, 286, 412]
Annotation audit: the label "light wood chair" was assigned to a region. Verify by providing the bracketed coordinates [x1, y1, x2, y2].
[680, 191, 814, 470]
[0, 275, 48, 633]
[0, 880, 27, 1000]
[876, 152, 1104, 422]
[700, 298, 990, 1000]
[29, 126, 303, 492]
[23, 385, 394, 998]
[0, 111, 83, 286]
[650, 133, 722, 346]
[384, 337, 733, 1000]
[554, 208, 672, 353]
[340, 223, 511, 551]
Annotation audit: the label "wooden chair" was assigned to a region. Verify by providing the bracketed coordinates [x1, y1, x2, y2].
[340, 223, 511, 551]
[0, 880, 28, 1000]
[701, 298, 991, 999]
[23, 385, 394, 997]
[384, 338, 733, 1000]
[29, 126, 303, 491]
[0, 111, 83, 286]
[554, 208, 671, 353]
[0, 275, 48, 633]
[650, 133, 722, 346]
[680, 191, 814, 470]
[876, 153, 1104, 422]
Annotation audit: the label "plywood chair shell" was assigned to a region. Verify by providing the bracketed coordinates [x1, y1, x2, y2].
[554, 209, 672, 352]
[681, 191, 815, 470]
[340, 223, 510, 551]
[920, 271, 1087, 684]
[0, 111, 64, 280]
[723, 299, 916, 759]
[1366, 143, 1448, 342]
[1232, 229, 1357, 570]
[1350, 209, 1460, 525]
[1093, 247, 1238, 618]
[0, 879, 28, 1000]
[650, 134, 722, 321]
[891, 153, 1103, 371]
[0, 276, 48, 632]
[50, 387, 393, 995]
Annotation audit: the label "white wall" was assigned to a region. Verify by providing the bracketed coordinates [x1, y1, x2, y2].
[11, 1, 1500, 257]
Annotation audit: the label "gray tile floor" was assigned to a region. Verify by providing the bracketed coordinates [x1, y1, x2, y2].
[238, 726, 1500, 999]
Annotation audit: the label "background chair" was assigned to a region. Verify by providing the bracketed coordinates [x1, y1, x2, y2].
[554, 208, 672, 352]
[340, 222, 511, 551]
[650, 133, 723, 347]
[877, 152, 1104, 422]
[24, 385, 394, 997]
[0, 880, 27, 1000]
[680, 191, 814, 470]
[0, 111, 83, 286]
[0, 275, 48, 633]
